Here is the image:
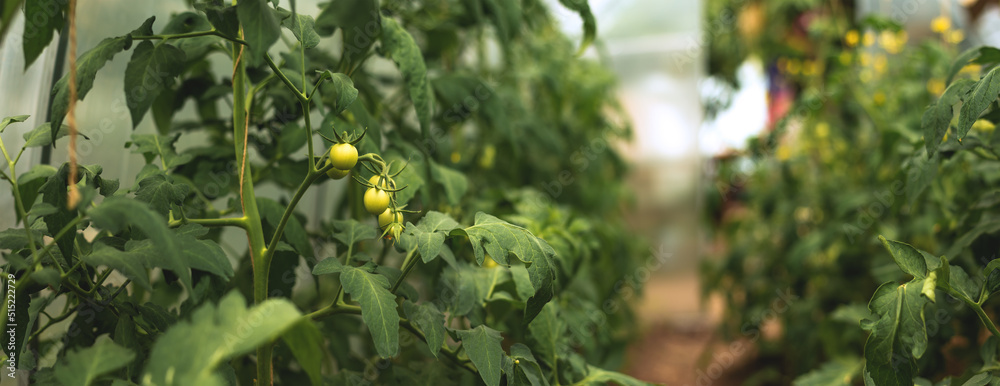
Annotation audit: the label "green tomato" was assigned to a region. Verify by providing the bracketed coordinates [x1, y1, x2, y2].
[364, 188, 390, 214]
[325, 158, 351, 179]
[328, 143, 358, 170]
[368, 175, 395, 189]
[378, 209, 402, 228]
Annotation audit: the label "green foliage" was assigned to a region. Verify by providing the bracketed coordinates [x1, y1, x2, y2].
[2, 0, 641, 384]
[703, 0, 1000, 383]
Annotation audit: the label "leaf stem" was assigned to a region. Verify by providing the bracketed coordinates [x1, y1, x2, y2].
[262, 168, 324, 264]
[168, 216, 249, 229]
[131, 29, 248, 46]
[390, 249, 418, 294]
[264, 54, 308, 104]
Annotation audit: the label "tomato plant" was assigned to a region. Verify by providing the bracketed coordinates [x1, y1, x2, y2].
[702, 0, 1000, 384]
[0, 0, 648, 385]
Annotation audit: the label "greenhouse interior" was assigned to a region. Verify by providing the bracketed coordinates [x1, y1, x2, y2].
[1, 0, 999, 384]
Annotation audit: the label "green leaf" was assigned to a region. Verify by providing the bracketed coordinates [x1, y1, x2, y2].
[329, 218, 377, 247]
[961, 373, 993, 386]
[946, 216, 1000, 258]
[947, 46, 1000, 84]
[38, 164, 79, 259]
[89, 197, 192, 289]
[51, 17, 154, 138]
[142, 292, 301, 386]
[314, 0, 379, 69]
[922, 79, 976, 156]
[127, 133, 194, 170]
[282, 320, 324, 386]
[341, 265, 400, 358]
[430, 161, 468, 206]
[312, 256, 345, 275]
[0, 228, 42, 251]
[236, 0, 280, 67]
[161, 12, 218, 59]
[573, 364, 647, 386]
[507, 344, 549, 386]
[792, 356, 864, 386]
[280, 10, 320, 49]
[83, 243, 152, 290]
[22, 0, 65, 68]
[957, 66, 1000, 139]
[528, 302, 563, 366]
[452, 212, 556, 322]
[402, 301, 446, 358]
[197, 0, 240, 39]
[905, 154, 938, 205]
[380, 17, 432, 138]
[557, 0, 596, 55]
[54, 338, 135, 386]
[123, 41, 186, 128]
[861, 280, 932, 386]
[133, 172, 190, 217]
[0, 114, 28, 133]
[456, 325, 504, 386]
[397, 211, 460, 263]
[877, 236, 930, 279]
[22, 123, 77, 148]
[317, 70, 359, 115]
[278, 122, 307, 156]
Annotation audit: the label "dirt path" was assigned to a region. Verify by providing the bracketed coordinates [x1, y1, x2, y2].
[622, 275, 753, 385]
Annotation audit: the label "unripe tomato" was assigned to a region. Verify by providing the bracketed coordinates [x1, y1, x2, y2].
[328, 143, 358, 170]
[483, 257, 498, 268]
[378, 209, 403, 228]
[325, 158, 351, 179]
[368, 175, 394, 189]
[364, 188, 390, 214]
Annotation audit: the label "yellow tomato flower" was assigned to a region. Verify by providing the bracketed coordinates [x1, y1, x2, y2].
[972, 119, 996, 133]
[839, 51, 853, 66]
[862, 31, 876, 47]
[786, 59, 802, 75]
[931, 16, 951, 33]
[815, 122, 829, 139]
[873, 55, 888, 73]
[946, 29, 964, 44]
[926, 78, 945, 95]
[845, 30, 859, 47]
[873, 92, 886, 106]
[960, 64, 982, 76]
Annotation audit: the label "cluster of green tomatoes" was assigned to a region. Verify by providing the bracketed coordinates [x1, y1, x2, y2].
[321, 129, 408, 239]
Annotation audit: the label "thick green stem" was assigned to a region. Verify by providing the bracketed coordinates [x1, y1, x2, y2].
[391, 249, 418, 294]
[168, 216, 248, 229]
[263, 169, 324, 261]
[264, 54, 307, 103]
[230, 32, 271, 385]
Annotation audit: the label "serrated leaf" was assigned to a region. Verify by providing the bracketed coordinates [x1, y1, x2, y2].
[54, 338, 135, 386]
[397, 211, 460, 263]
[456, 325, 503, 386]
[312, 256, 345, 275]
[947, 46, 1000, 83]
[280, 11, 320, 49]
[508, 343, 549, 386]
[50, 17, 154, 138]
[861, 280, 932, 386]
[0, 228, 43, 251]
[557, 0, 596, 55]
[0, 114, 28, 133]
[22, 0, 65, 68]
[402, 301, 446, 358]
[922, 79, 976, 156]
[89, 197, 192, 289]
[236, 0, 280, 67]
[134, 172, 190, 217]
[341, 266, 400, 358]
[452, 212, 556, 322]
[282, 320, 323, 386]
[962, 373, 993, 386]
[793, 357, 864, 386]
[83, 243, 152, 290]
[161, 12, 217, 59]
[878, 236, 930, 279]
[142, 292, 301, 386]
[22, 123, 77, 148]
[128, 133, 193, 170]
[957, 66, 1000, 139]
[528, 302, 562, 365]
[380, 17, 432, 138]
[314, 0, 379, 69]
[317, 70, 358, 115]
[124, 41, 186, 128]
[329, 218, 377, 247]
[430, 161, 468, 206]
